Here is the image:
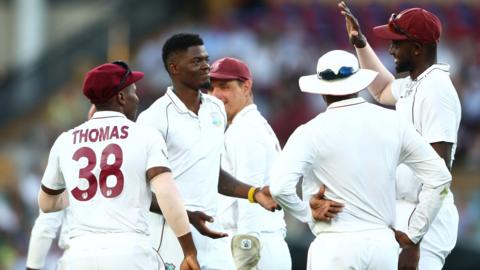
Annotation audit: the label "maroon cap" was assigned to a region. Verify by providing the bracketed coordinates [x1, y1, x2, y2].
[209, 57, 252, 82]
[82, 62, 144, 104]
[373, 8, 442, 44]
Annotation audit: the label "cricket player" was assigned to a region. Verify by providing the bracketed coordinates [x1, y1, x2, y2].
[137, 33, 279, 269]
[208, 57, 291, 270]
[37, 61, 200, 270]
[269, 49, 452, 270]
[312, 3, 460, 269]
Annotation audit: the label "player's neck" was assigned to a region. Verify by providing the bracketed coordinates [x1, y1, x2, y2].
[410, 59, 436, 80]
[171, 83, 201, 114]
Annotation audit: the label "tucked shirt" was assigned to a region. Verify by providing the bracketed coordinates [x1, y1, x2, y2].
[41, 111, 170, 238]
[392, 64, 461, 203]
[137, 87, 227, 216]
[270, 97, 451, 243]
[218, 104, 286, 234]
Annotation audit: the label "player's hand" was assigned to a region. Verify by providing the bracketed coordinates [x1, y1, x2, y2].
[309, 185, 344, 221]
[398, 245, 420, 270]
[254, 186, 281, 212]
[338, 1, 367, 48]
[180, 254, 200, 270]
[391, 228, 416, 248]
[187, 211, 228, 239]
[391, 227, 420, 269]
[87, 104, 96, 120]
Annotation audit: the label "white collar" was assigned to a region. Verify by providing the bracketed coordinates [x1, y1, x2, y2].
[231, 104, 257, 124]
[165, 87, 205, 115]
[327, 97, 366, 110]
[90, 111, 126, 119]
[412, 63, 450, 82]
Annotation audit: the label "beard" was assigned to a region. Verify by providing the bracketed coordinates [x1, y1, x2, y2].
[199, 78, 211, 90]
[395, 58, 414, 74]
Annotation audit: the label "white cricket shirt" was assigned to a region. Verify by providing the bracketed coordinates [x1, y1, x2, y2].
[392, 64, 461, 203]
[41, 111, 170, 238]
[137, 87, 227, 216]
[270, 97, 451, 242]
[218, 104, 286, 234]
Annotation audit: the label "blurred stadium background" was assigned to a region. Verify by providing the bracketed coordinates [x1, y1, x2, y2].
[0, 0, 479, 269]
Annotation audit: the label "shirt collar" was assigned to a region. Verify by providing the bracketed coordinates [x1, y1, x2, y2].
[166, 86, 205, 114]
[327, 97, 366, 110]
[413, 63, 450, 82]
[232, 104, 257, 124]
[90, 110, 126, 119]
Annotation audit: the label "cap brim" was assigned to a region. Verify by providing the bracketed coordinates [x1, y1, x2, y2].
[298, 69, 378, 96]
[125, 71, 144, 87]
[373, 24, 408, 41]
[209, 72, 246, 81]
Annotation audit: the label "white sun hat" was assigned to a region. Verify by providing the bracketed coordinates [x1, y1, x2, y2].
[299, 50, 378, 96]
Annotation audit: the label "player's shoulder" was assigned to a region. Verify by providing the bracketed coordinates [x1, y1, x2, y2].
[137, 94, 171, 125]
[202, 92, 225, 112]
[419, 64, 454, 91]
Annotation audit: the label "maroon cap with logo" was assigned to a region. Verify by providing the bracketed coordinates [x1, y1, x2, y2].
[373, 8, 442, 44]
[82, 62, 144, 104]
[209, 57, 252, 82]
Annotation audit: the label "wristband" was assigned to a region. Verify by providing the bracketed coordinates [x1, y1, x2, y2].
[247, 187, 258, 203]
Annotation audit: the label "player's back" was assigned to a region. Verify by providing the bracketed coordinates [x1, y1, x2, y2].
[302, 99, 411, 232]
[54, 111, 161, 238]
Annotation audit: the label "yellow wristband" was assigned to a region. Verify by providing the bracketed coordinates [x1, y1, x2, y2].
[248, 187, 258, 203]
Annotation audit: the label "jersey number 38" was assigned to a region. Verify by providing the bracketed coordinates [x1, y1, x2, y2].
[71, 143, 124, 201]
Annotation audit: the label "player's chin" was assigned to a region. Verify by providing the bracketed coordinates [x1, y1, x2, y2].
[199, 78, 211, 90]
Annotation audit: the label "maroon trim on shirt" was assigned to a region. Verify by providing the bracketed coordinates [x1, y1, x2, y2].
[328, 101, 366, 110]
[41, 184, 66, 195]
[91, 116, 125, 120]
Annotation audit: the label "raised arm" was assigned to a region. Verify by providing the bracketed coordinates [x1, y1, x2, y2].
[338, 1, 396, 105]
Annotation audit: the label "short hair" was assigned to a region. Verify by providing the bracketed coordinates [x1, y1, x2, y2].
[162, 33, 204, 73]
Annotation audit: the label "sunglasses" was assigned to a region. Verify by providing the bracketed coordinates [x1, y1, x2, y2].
[318, 66, 354, 81]
[388, 13, 418, 42]
[111, 60, 132, 92]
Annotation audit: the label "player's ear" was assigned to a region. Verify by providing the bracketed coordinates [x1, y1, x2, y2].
[117, 90, 127, 106]
[242, 79, 252, 97]
[413, 42, 422, 56]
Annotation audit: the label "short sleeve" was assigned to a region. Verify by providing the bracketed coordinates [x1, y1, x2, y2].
[417, 86, 458, 144]
[41, 134, 66, 191]
[137, 103, 168, 139]
[145, 128, 170, 170]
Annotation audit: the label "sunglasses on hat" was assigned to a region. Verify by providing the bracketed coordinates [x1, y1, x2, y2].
[388, 13, 419, 42]
[111, 60, 132, 93]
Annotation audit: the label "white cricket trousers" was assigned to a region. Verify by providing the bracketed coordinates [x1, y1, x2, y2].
[307, 228, 399, 270]
[149, 213, 236, 270]
[395, 200, 458, 270]
[58, 232, 162, 270]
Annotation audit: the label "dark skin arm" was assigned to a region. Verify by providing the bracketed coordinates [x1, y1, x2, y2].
[148, 167, 227, 239]
[218, 168, 280, 211]
[178, 233, 200, 270]
[430, 142, 453, 170]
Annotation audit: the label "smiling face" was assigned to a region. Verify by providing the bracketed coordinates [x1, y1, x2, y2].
[209, 79, 252, 123]
[388, 40, 418, 73]
[171, 45, 211, 90]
